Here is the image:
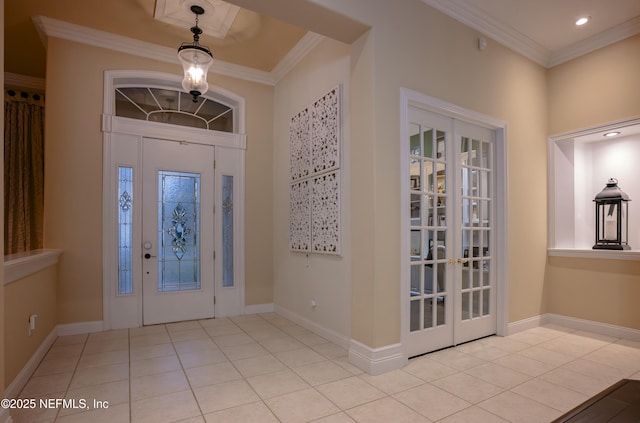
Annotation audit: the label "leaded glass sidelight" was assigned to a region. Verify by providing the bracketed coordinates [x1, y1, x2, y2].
[158, 170, 201, 292]
[222, 175, 234, 288]
[117, 167, 133, 295]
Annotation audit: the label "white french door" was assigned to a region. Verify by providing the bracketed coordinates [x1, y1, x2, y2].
[142, 138, 215, 325]
[407, 107, 497, 357]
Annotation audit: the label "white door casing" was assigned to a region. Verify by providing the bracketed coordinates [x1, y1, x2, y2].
[102, 71, 246, 329]
[400, 88, 509, 359]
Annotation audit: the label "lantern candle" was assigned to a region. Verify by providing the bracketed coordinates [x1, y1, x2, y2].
[603, 204, 617, 240]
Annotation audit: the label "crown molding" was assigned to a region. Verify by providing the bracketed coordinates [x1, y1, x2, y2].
[421, 0, 550, 67]
[32, 15, 323, 86]
[549, 15, 640, 67]
[421, 0, 640, 68]
[4, 72, 46, 91]
[271, 32, 325, 81]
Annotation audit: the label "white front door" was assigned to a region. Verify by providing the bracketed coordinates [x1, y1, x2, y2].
[407, 107, 497, 357]
[142, 138, 215, 325]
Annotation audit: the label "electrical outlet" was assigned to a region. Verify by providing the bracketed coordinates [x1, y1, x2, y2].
[28, 314, 38, 336]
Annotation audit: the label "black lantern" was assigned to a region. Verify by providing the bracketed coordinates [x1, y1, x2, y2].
[593, 178, 631, 250]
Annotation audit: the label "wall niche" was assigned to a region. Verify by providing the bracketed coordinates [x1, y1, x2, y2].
[548, 118, 640, 259]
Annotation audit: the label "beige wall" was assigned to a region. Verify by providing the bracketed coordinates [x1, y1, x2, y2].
[544, 257, 640, 329]
[545, 34, 640, 329]
[547, 34, 640, 135]
[272, 37, 352, 339]
[4, 267, 58, 386]
[315, 0, 549, 347]
[44, 38, 274, 323]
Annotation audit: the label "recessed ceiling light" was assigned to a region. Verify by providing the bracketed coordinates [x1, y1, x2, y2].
[603, 131, 620, 137]
[575, 16, 590, 26]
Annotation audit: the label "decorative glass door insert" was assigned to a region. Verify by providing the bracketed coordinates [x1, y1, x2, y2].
[157, 170, 201, 292]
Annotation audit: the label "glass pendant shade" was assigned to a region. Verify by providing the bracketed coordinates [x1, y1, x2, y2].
[177, 5, 213, 102]
[178, 46, 213, 100]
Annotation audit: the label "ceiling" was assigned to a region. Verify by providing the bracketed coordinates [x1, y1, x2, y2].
[424, 0, 640, 66]
[5, 0, 640, 86]
[4, 0, 309, 80]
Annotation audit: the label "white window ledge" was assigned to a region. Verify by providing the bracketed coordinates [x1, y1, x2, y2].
[548, 248, 640, 261]
[4, 249, 63, 285]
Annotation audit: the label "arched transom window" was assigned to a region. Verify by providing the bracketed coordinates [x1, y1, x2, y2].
[115, 87, 234, 132]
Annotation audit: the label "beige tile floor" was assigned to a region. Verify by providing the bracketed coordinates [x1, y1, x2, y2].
[11, 314, 640, 423]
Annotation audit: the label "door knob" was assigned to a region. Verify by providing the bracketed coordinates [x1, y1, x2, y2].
[144, 253, 156, 259]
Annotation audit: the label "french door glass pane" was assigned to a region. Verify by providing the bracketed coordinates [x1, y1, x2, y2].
[117, 167, 133, 295]
[424, 298, 434, 328]
[410, 300, 420, 331]
[410, 158, 420, 190]
[424, 265, 433, 294]
[411, 265, 421, 296]
[462, 292, 470, 320]
[423, 161, 434, 192]
[423, 129, 434, 158]
[483, 289, 490, 316]
[158, 170, 201, 292]
[436, 297, 445, 326]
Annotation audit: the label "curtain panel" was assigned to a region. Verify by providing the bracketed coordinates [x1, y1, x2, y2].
[4, 89, 45, 254]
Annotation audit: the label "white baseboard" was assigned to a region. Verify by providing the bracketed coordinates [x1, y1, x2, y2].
[508, 313, 640, 342]
[349, 339, 405, 375]
[244, 303, 275, 315]
[4, 327, 58, 400]
[274, 305, 350, 349]
[0, 408, 13, 423]
[507, 314, 548, 335]
[546, 313, 640, 342]
[57, 320, 104, 336]
[272, 305, 405, 375]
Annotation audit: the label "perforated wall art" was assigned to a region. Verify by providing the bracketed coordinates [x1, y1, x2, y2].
[289, 108, 310, 181]
[289, 180, 311, 251]
[289, 85, 341, 254]
[311, 172, 340, 253]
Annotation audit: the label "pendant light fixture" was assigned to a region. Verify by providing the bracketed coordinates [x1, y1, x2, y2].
[178, 5, 213, 102]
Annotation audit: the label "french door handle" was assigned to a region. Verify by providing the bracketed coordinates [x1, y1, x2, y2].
[457, 258, 468, 264]
[144, 253, 157, 259]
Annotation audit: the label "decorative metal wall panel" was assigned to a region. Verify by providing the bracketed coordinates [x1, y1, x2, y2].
[290, 108, 310, 181]
[311, 88, 340, 175]
[290, 180, 311, 251]
[312, 171, 340, 253]
[289, 85, 341, 254]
